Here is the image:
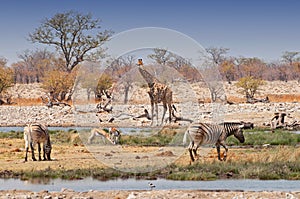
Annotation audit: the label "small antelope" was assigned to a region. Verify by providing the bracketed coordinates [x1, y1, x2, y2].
[88, 127, 121, 145]
[24, 123, 52, 161]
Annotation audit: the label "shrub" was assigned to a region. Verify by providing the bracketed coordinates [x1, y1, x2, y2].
[0, 63, 14, 103]
[235, 76, 265, 99]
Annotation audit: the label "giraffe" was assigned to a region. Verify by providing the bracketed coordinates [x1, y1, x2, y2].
[137, 59, 173, 126]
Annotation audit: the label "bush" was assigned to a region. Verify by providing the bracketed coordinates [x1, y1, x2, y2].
[42, 69, 77, 101]
[235, 76, 265, 99]
[0, 63, 14, 102]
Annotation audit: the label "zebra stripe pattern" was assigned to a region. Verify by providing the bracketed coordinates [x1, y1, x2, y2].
[24, 123, 52, 161]
[183, 122, 245, 161]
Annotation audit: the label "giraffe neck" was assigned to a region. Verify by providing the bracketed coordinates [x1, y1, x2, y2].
[138, 66, 159, 87]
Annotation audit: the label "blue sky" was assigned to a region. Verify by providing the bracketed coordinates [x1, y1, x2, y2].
[1, 0, 300, 65]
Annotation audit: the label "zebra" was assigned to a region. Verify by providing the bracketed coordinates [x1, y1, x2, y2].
[88, 127, 121, 145]
[24, 123, 52, 162]
[183, 122, 245, 161]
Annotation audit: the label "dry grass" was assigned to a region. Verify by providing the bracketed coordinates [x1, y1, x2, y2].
[238, 146, 300, 163]
[12, 98, 43, 106]
[9, 93, 300, 106]
[227, 94, 300, 103]
[267, 94, 300, 102]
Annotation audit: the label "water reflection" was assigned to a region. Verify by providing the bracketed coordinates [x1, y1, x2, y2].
[23, 177, 51, 185]
[1, 178, 299, 192]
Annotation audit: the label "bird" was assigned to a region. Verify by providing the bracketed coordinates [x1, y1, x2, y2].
[148, 182, 156, 190]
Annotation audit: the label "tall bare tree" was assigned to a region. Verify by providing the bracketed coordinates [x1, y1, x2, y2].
[29, 10, 112, 72]
[219, 58, 236, 84]
[281, 51, 299, 65]
[205, 47, 229, 64]
[235, 57, 266, 79]
[12, 49, 55, 83]
[148, 48, 173, 65]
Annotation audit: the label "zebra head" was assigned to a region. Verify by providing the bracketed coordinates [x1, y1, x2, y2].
[44, 142, 52, 160]
[233, 124, 245, 143]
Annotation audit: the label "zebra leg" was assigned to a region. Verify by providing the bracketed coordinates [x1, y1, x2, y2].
[30, 142, 37, 161]
[193, 145, 199, 160]
[25, 146, 28, 162]
[43, 145, 46, 161]
[37, 143, 42, 161]
[188, 141, 195, 162]
[216, 143, 222, 161]
[25, 139, 29, 162]
[220, 142, 228, 161]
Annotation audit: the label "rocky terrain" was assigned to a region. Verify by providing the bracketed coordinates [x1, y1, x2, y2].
[1, 81, 299, 127]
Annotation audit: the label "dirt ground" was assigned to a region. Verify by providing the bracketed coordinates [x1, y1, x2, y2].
[1, 189, 299, 199]
[1, 138, 300, 198]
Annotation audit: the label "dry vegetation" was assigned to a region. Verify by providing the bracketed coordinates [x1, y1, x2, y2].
[5, 80, 300, 105]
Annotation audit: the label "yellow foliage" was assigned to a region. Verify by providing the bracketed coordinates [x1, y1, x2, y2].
[0, 66, 14, 94]
[235, 76, 265, 99]
[42, 69, 77, 101]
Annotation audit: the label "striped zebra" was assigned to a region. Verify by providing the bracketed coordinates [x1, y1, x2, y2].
[24, 123, 52, 162]
[183, 122, 245, 161]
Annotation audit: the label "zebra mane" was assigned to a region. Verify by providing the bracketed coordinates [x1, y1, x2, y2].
[220, 122, 244, 130]
[219, 122, 242, 126]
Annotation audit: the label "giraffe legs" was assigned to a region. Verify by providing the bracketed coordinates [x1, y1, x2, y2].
[150, 101, 155, 126]
[155, 103, 159, 126]
[168, 104, 172, 123]
[161, 103, 168, 125]
[150, 102, 160, 126]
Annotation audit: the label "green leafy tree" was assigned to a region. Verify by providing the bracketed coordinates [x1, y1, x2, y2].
[235, 76, 265, 100]
[29, 10, 112, 72]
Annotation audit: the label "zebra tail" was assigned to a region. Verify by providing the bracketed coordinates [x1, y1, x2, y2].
[183, 130, 191, 146]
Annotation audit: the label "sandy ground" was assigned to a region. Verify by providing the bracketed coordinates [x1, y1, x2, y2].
[0, 138, 300, 198]
[1, 189, 299, 199]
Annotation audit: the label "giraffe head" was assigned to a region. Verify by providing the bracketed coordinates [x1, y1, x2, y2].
[138, 59, 143, 66]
